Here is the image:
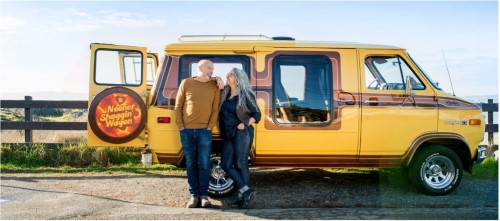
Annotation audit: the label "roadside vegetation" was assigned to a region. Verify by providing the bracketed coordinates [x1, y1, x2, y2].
[1, 142, 497, 180]
[0, 143, 179, 173]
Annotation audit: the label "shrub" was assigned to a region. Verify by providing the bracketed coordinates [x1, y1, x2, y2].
[1, 144, 142, 168]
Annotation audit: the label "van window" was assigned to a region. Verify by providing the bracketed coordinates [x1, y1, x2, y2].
[146, 57, 155, 86]
[365, 56, 425, 90]
[273, 55, 333, 125]
[95, 50, 142, 86]
[179, 55, 251, 84]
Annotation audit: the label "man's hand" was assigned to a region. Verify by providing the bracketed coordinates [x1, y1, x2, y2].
[237, 123, 245, 130]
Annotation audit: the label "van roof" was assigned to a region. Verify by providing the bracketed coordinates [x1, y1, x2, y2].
[164, 37, 402, 53]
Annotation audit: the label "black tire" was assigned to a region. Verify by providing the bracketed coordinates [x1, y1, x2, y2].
[208, 154, 235, 198]
[409, 145, 463, 195]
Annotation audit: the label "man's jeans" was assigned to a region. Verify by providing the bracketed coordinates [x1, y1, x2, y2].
[221, 126, 253, 190]
[180, 128, 212, 197]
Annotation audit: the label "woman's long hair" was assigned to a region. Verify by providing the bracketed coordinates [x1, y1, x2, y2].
[219, 68, 258, 113]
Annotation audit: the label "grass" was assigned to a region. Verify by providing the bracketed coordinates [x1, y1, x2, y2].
[466, 157, 499, 179]
[1, 142, 497, 178]
[0, 108, 24, 122]
[0, 143, 184, 172]
[0, 162, 181, 174]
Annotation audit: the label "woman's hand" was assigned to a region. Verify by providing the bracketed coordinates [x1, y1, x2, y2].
[237, 123, 245, 130]
[215, 76, 224, 89]
[248, 117, 256, 125]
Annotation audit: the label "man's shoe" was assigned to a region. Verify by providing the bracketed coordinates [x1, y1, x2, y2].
[243, 189, 256, 204]
[186, 196, 199, 208]
[200, 196, 211, 208]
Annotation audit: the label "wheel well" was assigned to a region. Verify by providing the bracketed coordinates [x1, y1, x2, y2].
[212, 139, 223, 155]
[414, 138, 472, 173]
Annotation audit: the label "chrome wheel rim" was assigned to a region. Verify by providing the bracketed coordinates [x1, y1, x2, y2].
[209, 156, 233, 192]
[422, 155, 456, 189]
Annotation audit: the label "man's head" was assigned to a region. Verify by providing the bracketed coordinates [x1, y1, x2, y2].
[197, 60, 214, 80]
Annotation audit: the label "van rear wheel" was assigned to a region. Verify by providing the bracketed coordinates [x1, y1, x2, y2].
[409, 145, 462, 195]
[208, 154, 235, 197]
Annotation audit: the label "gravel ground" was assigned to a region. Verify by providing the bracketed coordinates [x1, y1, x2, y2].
[1, 168, 498, 219]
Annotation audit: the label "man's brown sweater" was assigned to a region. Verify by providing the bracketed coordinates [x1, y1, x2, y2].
[175, 78, 221, 130]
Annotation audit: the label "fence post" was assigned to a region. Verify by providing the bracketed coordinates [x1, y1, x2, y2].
[24, 96, 32, 143]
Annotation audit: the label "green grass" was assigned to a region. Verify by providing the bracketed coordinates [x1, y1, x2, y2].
[0, 143, 183, 173]
[466, 157, 499, 179]
[1, 143, 497, 179]
[0, 162, 181, 174]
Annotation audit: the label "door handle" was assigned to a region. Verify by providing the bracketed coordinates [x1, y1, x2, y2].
[339, 100, 355, 105]
[363, 100, 379, 104]
[338, 91, 356, 105]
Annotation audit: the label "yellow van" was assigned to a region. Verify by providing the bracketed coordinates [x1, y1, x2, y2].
[87, 35, 486, 196]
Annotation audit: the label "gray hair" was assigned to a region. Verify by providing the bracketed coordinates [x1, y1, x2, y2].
[220, 68, 258, 113]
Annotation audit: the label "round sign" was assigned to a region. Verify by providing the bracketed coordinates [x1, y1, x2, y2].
[88, 87, 147, 144]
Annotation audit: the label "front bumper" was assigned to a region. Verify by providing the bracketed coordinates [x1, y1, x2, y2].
[475, 145, 488, 164]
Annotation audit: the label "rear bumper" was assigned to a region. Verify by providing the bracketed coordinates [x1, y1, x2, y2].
[475, 145, 488, 164]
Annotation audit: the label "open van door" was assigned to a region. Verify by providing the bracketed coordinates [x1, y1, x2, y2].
[87, 43, 150, 147]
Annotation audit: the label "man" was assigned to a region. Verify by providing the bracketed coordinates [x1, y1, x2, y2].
[175, 59, 221, 208]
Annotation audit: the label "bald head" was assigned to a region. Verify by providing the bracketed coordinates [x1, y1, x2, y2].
[197, 60, 214, 80]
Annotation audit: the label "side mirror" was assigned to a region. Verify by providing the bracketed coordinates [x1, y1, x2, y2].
[402, 76, 417, 107]
[405, 76, 413, 96]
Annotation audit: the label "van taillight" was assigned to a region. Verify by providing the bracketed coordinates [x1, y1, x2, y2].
[158, 117, 170, 123]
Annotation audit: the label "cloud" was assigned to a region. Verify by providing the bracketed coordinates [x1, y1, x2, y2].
[51, 9, 167, 31]
[0, 16, 25, 30]
[177, 19, 203, 24]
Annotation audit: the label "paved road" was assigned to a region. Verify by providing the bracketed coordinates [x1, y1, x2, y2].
[1, 172, 498, 220]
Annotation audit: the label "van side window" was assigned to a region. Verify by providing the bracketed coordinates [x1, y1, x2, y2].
[146, 57, 156, 86]
[179, 55, 251, 84]
[273, 55, 333, 125]
[365, 56, 425, 90]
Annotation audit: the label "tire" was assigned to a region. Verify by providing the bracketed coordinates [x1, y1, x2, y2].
[208, 154, 235, 197]
[409, 145, 463, 195]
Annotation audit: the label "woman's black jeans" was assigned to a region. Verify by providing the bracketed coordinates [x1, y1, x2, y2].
[220, 125, 254, 190]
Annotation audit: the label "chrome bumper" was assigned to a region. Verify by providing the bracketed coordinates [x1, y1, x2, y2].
[475, 146, 488, 164]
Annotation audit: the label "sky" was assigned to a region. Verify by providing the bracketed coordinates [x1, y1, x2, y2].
[0, 0, 498, 100]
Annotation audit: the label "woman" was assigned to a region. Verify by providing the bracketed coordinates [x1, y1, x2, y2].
[219, 68, 261, 208]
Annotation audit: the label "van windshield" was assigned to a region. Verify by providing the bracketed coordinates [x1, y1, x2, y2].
[407, 53, 443, 91]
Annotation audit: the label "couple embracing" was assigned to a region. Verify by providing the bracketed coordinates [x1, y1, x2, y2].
[174, 60, 261, 209]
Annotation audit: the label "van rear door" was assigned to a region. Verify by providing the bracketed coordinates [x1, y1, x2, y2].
[87, 43, 151, 147]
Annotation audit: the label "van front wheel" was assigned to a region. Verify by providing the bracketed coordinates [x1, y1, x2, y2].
[409, 145, 463, 195]
[208, 154, 235, 197]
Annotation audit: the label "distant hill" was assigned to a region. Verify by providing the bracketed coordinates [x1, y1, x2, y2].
[462, 95, 498, 103]
[1, 91, 88, 101]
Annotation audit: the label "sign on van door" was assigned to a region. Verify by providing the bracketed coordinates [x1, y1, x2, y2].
[87, 44, 155, 147]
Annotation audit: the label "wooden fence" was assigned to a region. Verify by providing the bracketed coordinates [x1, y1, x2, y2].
[1, 96, 87, 143]
[481, 99, 498, 153]
[0, 96, 498, 152]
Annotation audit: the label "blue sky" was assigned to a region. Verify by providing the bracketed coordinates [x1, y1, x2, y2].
[0, 1, 498, 100]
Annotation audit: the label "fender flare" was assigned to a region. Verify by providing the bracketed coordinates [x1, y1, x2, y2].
[402, 132, 471, 167]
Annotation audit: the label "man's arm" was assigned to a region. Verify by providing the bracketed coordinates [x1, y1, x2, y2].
[174, 80, 186, 130]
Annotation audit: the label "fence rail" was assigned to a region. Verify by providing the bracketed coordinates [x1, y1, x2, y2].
[1, 96, 87, 143]
[0, 96, 498, 151]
